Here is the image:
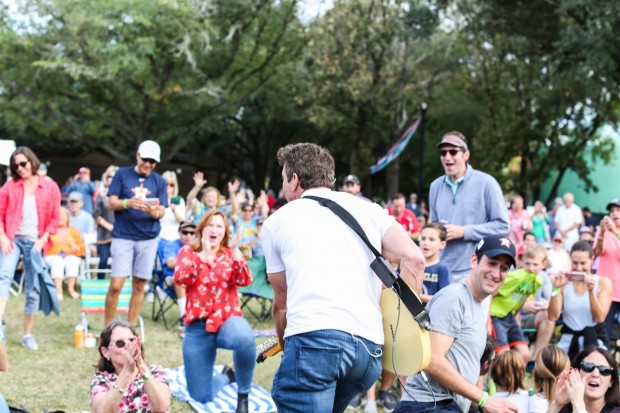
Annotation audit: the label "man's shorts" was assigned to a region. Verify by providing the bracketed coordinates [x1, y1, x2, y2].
[111, 237, 159, 280]
[491, 313, 527, 351]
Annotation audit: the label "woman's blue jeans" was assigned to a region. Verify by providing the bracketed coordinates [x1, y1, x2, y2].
[0, 237, 38, 314]
[271, 329, 382, 413]
[183, 316, 256, 403]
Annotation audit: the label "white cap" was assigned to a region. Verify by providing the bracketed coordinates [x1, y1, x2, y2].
[137, 140, 161, 163]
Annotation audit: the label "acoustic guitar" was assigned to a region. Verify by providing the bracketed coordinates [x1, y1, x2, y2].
[257, 285, 431, 377]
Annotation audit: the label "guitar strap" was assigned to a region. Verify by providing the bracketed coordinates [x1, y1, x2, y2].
[304, 195, 431, 330]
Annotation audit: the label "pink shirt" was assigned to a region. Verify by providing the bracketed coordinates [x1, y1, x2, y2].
[508, 209, 530, 251]
[0, 177, 61, 251]
[594, 228, 620, 301]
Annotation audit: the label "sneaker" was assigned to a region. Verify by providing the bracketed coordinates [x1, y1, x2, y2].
[364, 400, 377, 413]
[21, 335, 39, 350]
[377, 390, 399, 413]
[526, 360, 535, 374]
[347, 391, 364, 409]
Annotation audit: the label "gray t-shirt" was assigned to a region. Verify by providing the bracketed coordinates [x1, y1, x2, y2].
[401, 281, 486, 412]
[17, 194, 39, 241]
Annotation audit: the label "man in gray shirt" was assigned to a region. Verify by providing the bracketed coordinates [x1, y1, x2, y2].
[396, 236, 518, 413]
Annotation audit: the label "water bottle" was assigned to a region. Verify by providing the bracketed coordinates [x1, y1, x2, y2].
[74, 324, 85, 349]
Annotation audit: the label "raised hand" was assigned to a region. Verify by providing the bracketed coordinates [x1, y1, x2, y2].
[193, 171, 207, 188]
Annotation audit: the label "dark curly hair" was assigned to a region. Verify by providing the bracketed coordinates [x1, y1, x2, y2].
[277, 143, 335, 190]
[569, 346, 620, 410]
[95, 320, 145, 373]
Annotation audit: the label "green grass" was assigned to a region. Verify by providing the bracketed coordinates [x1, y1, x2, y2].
[0, 291, 280, 412]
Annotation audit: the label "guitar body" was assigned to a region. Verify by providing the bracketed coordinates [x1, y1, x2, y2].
[380, 287, 431, 376]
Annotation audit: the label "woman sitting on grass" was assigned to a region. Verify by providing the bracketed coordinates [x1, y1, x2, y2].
[90, 320, 170, 413]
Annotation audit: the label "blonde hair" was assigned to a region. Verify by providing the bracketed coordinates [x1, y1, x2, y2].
[523, 244, 547, 264]
[162, 171, 179, 197]
[534, 345, 570, 402]
[490, 351, 525, 394]
[101, 165, 119, 182]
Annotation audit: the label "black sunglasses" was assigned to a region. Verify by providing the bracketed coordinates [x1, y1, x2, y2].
[580, 361, 615, 376]
[110, 338, 136, 348]
[141, 158, 157, 165]
[439, 149, 462, 157]
[180, 230, 195, 236]
[242, 209, 253, 212]
[13, 161, 29, 170]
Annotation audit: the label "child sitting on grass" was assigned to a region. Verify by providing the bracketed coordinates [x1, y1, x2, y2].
[489, 244, 548, 364]
[419, 223, 451, 304]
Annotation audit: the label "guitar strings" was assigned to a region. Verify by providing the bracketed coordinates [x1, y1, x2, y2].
[390, 284, 437, 408]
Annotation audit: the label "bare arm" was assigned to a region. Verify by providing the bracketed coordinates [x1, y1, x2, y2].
[186, 172, 207, 210]
[268, 271, 287, 348]
[426, 331, 518, 413]
[381, 224, 425, 293]
[589, 277, 612, 323]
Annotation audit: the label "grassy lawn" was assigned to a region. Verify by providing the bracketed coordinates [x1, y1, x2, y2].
[0, 291, 281, 412]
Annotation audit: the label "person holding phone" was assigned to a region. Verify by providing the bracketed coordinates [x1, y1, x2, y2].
[548, 241, 612, 359]
[90, 320, 170, 412]
[594, 198, 620, 339]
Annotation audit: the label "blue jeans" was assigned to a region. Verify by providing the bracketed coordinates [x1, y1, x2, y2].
[272, 329, 382, 413]
[96, 243, 111, 279]
[0, 237, 38, 314]
[183, 316, 256, 403]
[395, 398, 461, 413]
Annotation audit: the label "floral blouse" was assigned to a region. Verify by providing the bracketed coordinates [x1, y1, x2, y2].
[174, 245, 252, 332]
[90, 364, 168, 413]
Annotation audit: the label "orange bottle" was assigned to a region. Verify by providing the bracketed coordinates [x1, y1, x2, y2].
[74, 324, 85, 348]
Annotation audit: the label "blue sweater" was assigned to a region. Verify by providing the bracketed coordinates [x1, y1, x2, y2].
[429, 165, 509, 275]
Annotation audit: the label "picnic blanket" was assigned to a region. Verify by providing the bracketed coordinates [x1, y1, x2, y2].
[166, 366, 276, 413]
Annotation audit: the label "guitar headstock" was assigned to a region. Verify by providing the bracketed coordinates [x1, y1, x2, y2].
[256, 336, 282, 363]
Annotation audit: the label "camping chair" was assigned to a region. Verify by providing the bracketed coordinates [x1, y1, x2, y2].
[9, 255, 25, 296]
[151, 239, 179, 330]
[238, 256, 273, 323]
[80, 279, 145, 340]
[80, 232, 111, 280]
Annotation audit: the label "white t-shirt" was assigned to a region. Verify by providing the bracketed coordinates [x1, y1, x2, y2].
[159, 198, 186, 242]
[262, 187, 397, 344]
[554, 204, 583, 250]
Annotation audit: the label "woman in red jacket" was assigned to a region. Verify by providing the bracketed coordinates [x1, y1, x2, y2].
[0, 147, 60, 350]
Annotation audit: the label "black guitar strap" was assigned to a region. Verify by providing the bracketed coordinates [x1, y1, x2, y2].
[304, 195, 431, 330]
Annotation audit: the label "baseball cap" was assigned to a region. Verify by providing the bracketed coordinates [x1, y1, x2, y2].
[78, 167, 90, 174]
[343, 174, 360, 185]
[68, 191, 83, 202]
[137, 140, 161, 163]
[474, 236, 516, 267]
[606, 198, 620, 211]
[178, 221, 196, 231]
[436, 134, 468, 150]
[579, 226, 593, 234]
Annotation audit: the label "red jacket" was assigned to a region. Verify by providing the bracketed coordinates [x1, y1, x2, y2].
[0, 177, 61, 251]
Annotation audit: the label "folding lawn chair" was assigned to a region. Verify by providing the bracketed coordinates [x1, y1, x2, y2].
[151, 239, 179, 330]
[80, 279, 145, 340]
[238, 256, 273, 323]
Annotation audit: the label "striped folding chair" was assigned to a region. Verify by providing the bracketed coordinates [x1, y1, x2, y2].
[80, 279, 145, 340]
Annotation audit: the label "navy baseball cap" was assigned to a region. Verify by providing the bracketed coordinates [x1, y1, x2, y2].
[475, 236, 516, 267]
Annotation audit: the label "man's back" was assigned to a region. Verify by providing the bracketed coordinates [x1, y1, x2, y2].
[262, 187, 396, 344]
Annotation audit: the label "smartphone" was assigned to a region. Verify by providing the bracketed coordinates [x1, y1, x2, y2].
[171, 196, 181, 205]
[565, 272, 586, 282]
[145, 198, 160, 205]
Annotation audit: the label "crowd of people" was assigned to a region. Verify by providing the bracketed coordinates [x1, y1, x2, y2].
[0, 133, 618, 413]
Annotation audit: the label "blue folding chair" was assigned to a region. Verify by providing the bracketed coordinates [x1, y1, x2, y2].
[151, 239, 179, 330]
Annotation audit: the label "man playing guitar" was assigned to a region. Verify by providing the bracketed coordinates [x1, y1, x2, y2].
[262, 143, 424, 413]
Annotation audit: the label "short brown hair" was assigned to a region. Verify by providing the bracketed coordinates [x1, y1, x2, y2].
[490, 350, 525, 394]
[277, 143, 335, 190]
[422, 222, 447, 241]
[96, 320, 143, 373]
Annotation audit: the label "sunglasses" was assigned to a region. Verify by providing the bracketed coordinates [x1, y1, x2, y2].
[243, 209, 253, 212]
[167, 183, 175, 187]
[69, 200, 80, 203]
[13, 161, 29, 169]
[180, 230, 195, 236]
[141, 158, 157, 165]
[580, 361, 615, 376]
[109, 338, 136, 348]
[439, 149, 462, 157]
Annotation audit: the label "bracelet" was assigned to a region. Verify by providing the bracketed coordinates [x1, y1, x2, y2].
[110, 380, 125, 395]
[142, 370, 153, 382]
[478, 390, 488, 408]
[617, 233, 620, 240]
[122, 199, 128, 209]
[551, 287, 561, 297]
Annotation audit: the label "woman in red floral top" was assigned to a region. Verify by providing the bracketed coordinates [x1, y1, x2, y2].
[174, 209, 254, 412]
[90, 320, 170, 413]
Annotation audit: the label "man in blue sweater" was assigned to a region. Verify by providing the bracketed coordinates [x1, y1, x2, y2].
[429, 131, 509, 283]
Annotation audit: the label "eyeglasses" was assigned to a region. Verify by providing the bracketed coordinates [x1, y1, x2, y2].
[13, 161, 29, 169]
[69, 200, 79, 203]
[106, 175, 114, 180]
[553, 239, 562, 243]
[109, 338, 136, 348]
[579, 361, 615, 376]
[242, 209, 253, 212]
[141, 158, 157, 165]
[180, 230, 195, 236]
[439, 149, 462, 157]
